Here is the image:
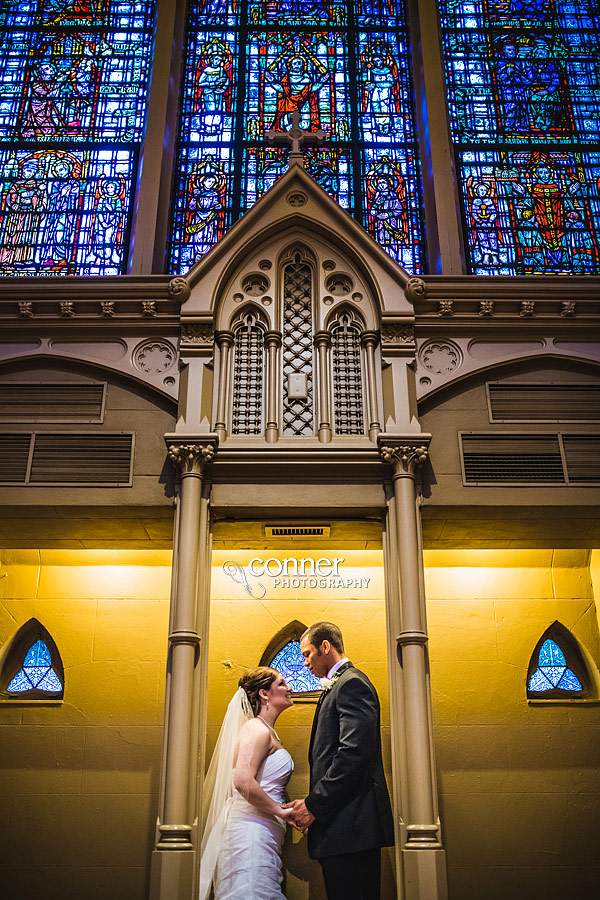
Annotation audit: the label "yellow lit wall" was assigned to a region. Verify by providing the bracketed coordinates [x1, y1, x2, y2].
[207, 548, 393, 900]
[0, 549, 172, 900]
[425, 549, 600, 900]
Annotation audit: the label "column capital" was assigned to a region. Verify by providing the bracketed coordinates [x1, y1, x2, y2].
[215, 329, 235, 348]
[360, 330, 380, 348]
[264, 330, 282, 347]
[378, 434, 432, 475]
[165, 435, 218, 476]
[314, 330, 332, 348]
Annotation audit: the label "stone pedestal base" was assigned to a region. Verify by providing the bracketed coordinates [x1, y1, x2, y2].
[149, 848, 196, 900]
[403, 848, 448, 900]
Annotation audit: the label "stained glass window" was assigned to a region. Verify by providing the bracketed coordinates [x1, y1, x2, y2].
[439, 0, 600, 275]
[7, 639, 63, 694]
[270, 639, 322, 692]
[168, 0, 426, 274]
[528, 638, 583, 693]
[0, 1, 156, 276]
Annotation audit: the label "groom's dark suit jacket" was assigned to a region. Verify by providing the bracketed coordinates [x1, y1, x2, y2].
[305, 662, 394, 860]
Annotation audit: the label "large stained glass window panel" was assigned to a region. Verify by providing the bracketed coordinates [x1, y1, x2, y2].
[0, 1, 156, 276]
[439, 0, 600, 274]
[169, 0, 426, 273]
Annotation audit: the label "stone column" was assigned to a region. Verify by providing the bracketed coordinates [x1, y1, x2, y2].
[314, 330, 332, 443]
[361, 330, 381, 442]
[379, 436, 448, 900]
[264, 330, 281, 443]
[150, 438, 217, 900]
[214, 332, 234, 442]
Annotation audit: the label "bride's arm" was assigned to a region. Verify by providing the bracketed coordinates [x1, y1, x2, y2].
[233, 720, 293, 820]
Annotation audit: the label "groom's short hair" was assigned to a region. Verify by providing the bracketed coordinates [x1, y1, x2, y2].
[302, 621, 344, 654]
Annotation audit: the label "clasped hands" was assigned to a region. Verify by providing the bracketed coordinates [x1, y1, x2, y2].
[282, 798, 315, 835]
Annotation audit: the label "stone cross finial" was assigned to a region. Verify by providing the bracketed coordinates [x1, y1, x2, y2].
[267, 110, 324, 167]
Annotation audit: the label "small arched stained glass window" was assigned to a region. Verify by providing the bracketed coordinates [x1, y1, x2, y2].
[270, 640, 322, 693]
[7, 639, 63, 694]
[528, 639, 582, 693]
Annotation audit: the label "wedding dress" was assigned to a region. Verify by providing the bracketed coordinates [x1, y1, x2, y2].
[213, 747, 294, 900]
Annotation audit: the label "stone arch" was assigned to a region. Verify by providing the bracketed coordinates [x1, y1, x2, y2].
[0, 618, 64, 701]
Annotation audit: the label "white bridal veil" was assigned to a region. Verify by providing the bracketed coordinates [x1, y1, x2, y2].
[199, 686, 253, 900]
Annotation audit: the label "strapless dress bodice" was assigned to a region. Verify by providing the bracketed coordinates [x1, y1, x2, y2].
[258, 747, 294, 804]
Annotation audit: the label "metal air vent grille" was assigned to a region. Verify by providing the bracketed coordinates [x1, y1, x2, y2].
[487, 383, 600, 423]
[0, 382, 106, 422]
[0, 432, 134, 485]
[461, 433, 600, 485]
[265, 526, 331, 537]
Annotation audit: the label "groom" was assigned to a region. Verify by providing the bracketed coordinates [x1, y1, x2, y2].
[286, 622, 394, 900]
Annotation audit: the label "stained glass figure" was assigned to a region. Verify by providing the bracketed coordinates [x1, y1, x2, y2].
[460, 149, 600, 275]
[7, 639, 63, 694]
[169, 0, 425, 272]
[439, 0, 600, 274]
[0, 1, 155, 275]
[528, 638, 583, 692]
[270, 640, 322, 692]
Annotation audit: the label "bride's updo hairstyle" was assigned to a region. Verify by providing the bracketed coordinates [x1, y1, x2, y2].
[239, 667, 279, 717]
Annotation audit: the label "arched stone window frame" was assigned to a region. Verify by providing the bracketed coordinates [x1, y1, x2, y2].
[259, 619, 321, 702]
[0, 618, 64, 702]
[278, 244, 318, 439]
[526, 620, 599, 703]
[229, 305, 268, 437]
[325, 304, 369, 439]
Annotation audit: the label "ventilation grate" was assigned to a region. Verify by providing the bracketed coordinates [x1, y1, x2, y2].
[461, 434, 565, 484]
[0, 432, 134, 485]
[30, 434, 134, 484]
[265, 526, 331, 538]
[562, 435, 600, 483]
[0, 383, 105, 422]
[0, 434, 33, 482]
[488, 383, 600, 423]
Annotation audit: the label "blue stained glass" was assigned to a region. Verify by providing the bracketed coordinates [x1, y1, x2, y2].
[6, 639, 63, 694]
[557, 669, 583, 690]
[458, 149, 600, 275]
[364, 149, 424, 273]
[169, 1, 426, 274]
[440, 0, 600, 274]
[538, 638, 566, 667]
[23, 639, 51, 667]
[248, 0, 348, 25]
[270, 640, 322, 692]
[0, 1, 156, 275]
[528, 637, 583, 693]
[245, 32, 350, 142]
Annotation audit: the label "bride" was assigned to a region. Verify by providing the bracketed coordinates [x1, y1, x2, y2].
[200, 667, 295, 900]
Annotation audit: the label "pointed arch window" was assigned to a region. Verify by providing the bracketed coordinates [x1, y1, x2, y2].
[330, 309, 365, 436]
[527, 622, 589, 699]
[232, 308, 266, 435]
[260, 620, 322, 695]
[282, 251, 315, 436]
[1, 619, 64, 701]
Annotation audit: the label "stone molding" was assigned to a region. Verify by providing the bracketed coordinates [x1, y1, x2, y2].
[181, 322, 214, 345]
[404, 277, 427, 303]
[380, 323, 415, 346]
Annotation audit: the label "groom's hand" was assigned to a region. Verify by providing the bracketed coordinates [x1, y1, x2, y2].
[284, 799, 315, 834]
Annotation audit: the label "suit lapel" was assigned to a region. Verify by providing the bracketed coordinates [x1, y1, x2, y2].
[308, 662, 354, 762]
